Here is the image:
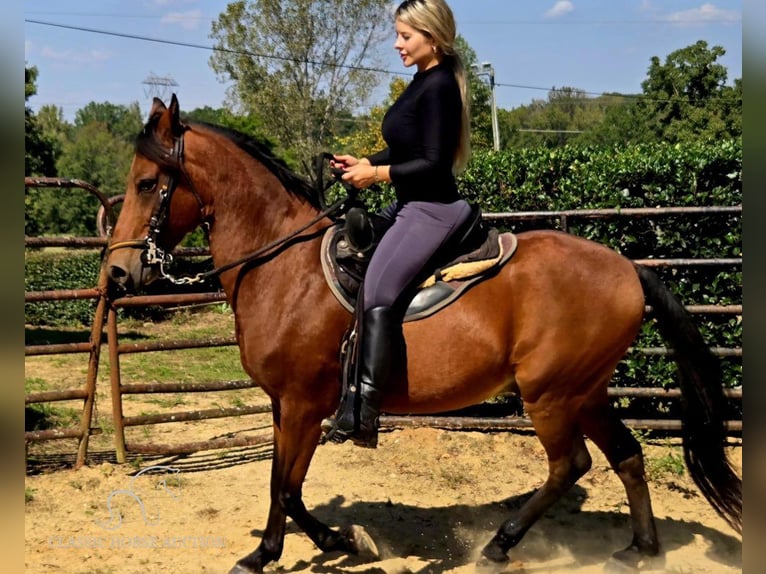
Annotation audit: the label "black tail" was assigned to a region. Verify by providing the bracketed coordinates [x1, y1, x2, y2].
[636, 264, 741, 533]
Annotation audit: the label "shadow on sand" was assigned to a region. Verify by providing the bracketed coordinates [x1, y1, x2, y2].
[244, 485, 741, 573]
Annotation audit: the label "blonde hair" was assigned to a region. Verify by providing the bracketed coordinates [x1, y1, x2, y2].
[395, 0, 471, 174]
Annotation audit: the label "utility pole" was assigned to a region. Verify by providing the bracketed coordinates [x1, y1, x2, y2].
[472, 62, 500, 151]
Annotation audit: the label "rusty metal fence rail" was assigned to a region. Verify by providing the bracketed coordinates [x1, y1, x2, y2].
[24, 178, 742, 466]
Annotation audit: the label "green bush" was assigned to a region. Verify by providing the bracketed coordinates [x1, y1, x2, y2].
[24, 250, 221, 326]
[24, 250, 103, 326]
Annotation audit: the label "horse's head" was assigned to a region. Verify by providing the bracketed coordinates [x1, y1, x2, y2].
[106, 94, 207, 292]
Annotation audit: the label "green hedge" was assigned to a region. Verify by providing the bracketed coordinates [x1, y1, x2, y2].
[25, 251, 103, 326]
[24, 251, 219, 326]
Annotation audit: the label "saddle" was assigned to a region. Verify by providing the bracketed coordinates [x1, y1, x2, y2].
[320, 205, 518, 322]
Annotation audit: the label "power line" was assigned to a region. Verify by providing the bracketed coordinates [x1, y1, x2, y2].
[25, 19, 740, 108]
[25, 19, 405, 77]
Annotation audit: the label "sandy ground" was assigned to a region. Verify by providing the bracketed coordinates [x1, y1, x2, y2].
[25, 422, 742, 574]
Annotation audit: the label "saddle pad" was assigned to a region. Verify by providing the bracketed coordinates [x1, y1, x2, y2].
[320, 227, 519, 322]
[419, 231, 505, 289]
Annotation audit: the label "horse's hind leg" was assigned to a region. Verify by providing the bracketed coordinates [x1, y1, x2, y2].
[230, 402, 376, 574]
[481, 408, 593, 563]
[579, 401, 660, 570]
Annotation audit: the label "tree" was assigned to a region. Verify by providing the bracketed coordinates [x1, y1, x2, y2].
[74, 101, 143, 145]
[26, 100, 143, 236]
[25, 66, 57, 177]
[584, 41, 741, 146]
[638, 40, 738, 143]
[499, 87, 608, 149]
[209, 0, 391, 179]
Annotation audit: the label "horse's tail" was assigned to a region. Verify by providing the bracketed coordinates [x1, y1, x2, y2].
[635, 264, 741, 533]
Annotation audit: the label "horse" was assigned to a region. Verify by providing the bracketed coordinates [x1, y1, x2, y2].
[105, 95, 741, 573]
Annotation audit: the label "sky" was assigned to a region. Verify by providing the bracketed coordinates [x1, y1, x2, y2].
[24, 1, 743, 122]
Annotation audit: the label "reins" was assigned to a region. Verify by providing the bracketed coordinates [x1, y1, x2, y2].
[108, 135, 355, 286]
[169, 194, 350, 286]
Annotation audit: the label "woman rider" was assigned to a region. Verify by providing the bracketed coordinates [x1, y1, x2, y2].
[321, 0, 472, 448]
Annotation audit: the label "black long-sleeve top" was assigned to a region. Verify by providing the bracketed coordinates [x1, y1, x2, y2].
[366, 63, 462, 204]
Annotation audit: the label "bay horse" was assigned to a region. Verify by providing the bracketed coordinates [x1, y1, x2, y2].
[105, 95, 741, 573]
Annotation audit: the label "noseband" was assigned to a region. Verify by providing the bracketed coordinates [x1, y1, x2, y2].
[107, 130, 210, 285]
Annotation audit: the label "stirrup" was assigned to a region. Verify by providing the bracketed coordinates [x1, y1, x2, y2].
[319, 416, 378, 448]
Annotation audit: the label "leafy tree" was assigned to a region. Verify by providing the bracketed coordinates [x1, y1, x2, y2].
[499, 87, 606, 149]
[74, 101, 143, 144]
[586, 41, 741, 146]
[629, 41, 740, 143]
[25, 66, 56, 177]
[26, 66, 59, 236]
[209, 0, 391, 179]
[497, 41, 740, 149]
[26, 101, 143, 236]
[35, 104, 70, 161]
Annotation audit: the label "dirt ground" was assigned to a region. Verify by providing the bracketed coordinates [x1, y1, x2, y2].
[25, 417, 742, 574]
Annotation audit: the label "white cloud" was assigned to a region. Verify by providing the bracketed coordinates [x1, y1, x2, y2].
[161, 9, 204, 31]
[544, 1, 574, 19]
[665, 3, 740, 25]
[40, 46, 111, 64]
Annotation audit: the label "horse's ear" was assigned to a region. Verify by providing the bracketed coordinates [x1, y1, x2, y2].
[146, 97, 167, 126]
[168, 93, 185, 137]
[151, 93, 186, 142]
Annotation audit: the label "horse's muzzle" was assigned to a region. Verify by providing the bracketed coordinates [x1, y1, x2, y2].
[106, 252, 159, 292]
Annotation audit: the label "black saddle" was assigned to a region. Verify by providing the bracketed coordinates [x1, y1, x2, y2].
[320, 205, 518, 322]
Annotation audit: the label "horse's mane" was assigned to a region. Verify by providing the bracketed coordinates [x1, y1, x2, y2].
[135, 118, 322, 210]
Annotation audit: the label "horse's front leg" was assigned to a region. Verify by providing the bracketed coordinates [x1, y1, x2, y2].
[229, 401, 378, 574]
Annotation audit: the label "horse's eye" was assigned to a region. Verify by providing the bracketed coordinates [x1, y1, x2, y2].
[137, 179, 157, 194]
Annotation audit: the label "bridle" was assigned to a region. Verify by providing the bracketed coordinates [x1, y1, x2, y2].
[107, 130, 352, 286]
[107, 129, 210, 284]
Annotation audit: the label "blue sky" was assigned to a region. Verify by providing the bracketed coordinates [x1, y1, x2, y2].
[25, 1, 742, 121]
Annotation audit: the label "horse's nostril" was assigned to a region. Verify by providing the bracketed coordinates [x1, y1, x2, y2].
[109, 265, 127, 282]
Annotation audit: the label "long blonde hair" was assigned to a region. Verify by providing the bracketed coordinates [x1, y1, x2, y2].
[395, 0, 471, 174]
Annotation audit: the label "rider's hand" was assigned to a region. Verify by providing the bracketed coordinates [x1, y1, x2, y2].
[341, 163, 376, 189]
[331, 154, 357, 170]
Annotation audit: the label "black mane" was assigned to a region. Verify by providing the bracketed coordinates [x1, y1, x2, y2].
[135, 117, 322, 210]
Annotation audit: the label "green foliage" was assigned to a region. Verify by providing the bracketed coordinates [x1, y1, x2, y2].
[25, 66, 57, 177]
[498, 41, 741, 150]
[209, 0, 391, 177]
[25, 97, 143, 237]
[25, 251, 103, 326]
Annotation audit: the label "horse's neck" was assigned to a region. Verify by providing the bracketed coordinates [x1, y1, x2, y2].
[202, 161, 322, 285]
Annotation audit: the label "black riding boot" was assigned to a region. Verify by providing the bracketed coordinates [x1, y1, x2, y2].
[321, 305, 403, 448]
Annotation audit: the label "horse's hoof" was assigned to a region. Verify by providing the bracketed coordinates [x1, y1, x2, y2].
[480, 542, 510, 564]
[342, 524, 380, 559]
